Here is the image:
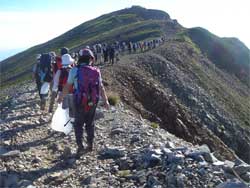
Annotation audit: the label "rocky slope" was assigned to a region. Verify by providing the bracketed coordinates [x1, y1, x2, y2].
[101, 39, 250, 164]
[1, 82, 250, 187]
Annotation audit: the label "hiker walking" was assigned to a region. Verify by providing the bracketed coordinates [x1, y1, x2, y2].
[32, 54, 42, 98]
[33, 53, 54, 111]
[51, 47, 75, 114]
[103, 43, 109, 64]
[58, 48, 110, 158]
[109, 45, 115, 65]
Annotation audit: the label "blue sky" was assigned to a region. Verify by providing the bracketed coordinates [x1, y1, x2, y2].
[0, 0, 249, 60]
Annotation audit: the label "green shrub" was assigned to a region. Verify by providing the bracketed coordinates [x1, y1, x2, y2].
[150, 122, 159, 129]
[108, 92, 120, 106]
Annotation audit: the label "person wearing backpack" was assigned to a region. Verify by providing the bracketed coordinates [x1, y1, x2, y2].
[33, 53, 53, 111]
[58, 48, 110, 158]
[50, 47, 75, 113]
[32, 54, 42, 97]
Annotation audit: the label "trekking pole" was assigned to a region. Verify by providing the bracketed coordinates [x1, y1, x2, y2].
[64, 118, 71, 127]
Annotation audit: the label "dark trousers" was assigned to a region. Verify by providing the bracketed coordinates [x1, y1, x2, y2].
[35, 78, 42, 99]
[74, 105, 97, 148]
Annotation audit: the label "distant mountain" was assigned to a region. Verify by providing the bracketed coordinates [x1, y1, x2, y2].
[0, 6, 182, 87]
[184, 27, 250, 86]
[0, 48, 26, 62]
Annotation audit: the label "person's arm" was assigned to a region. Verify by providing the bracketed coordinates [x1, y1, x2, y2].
[100, 84, 110, 109]
[58, 83, 71, 103]
[58, 68, 74, 103]
[52, 70, 61, 92]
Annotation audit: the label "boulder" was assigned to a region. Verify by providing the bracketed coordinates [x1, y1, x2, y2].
[99, 147, 125, 159]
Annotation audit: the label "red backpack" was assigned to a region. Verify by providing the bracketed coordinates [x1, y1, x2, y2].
[75, 65, 100, 112]
[58, 67, 73, 93]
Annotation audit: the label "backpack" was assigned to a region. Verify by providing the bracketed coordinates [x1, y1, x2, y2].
[75, 65, 100, 112]
[37, 53, 53, 82]
[58, 67, 73, 92]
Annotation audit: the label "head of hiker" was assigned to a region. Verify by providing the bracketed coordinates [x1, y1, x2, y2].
[61, 47, 69, 56]
[78, 48, 95, 66]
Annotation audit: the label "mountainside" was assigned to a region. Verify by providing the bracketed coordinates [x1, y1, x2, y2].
[1, 82, 250, 187]
[185, 27, 250, 86]
[100, 39, 250, 164]
[0, 6, 182, 88]
[1, 6, 250, 187]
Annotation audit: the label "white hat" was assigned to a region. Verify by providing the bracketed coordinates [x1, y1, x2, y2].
[61, 54, 74, 66]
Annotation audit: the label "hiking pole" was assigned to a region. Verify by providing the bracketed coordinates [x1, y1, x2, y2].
[64, 118, 71, 127]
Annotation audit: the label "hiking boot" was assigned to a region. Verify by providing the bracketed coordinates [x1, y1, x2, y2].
[76, 146, 85, 159]
[85, 143, 93, 152]
[40, 99, 46, 111]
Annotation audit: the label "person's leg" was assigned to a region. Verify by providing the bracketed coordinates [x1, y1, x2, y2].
[74, 107, 85, 152]
[84, 106, 97, 151]
[68, 94, 76, 119]
[48, 91, 57, 113]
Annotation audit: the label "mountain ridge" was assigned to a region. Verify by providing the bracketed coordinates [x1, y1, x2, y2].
[0, 4, 250, 178]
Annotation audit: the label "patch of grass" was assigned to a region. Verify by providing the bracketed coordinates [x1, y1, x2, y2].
[150, 122, 159, 129]
[117, 170, 131, 177]
[108, 92, 120, 106]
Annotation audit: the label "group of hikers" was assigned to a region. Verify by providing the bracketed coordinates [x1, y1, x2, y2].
[32, 37, 165, 158]
[88, 37, 165, 65]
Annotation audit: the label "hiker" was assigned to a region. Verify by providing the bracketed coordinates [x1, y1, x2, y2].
[32, 54, 42, 97]
[49, 53, 61, 113]
[128, 42, 132, 54]
[109, 45, 115, 65]
[33, 53, 54, 111]
[58, 48, 110, 157]
[103, 43, 109, 63]
[96, 44, 103, 65]
[51, 47, 75, 113]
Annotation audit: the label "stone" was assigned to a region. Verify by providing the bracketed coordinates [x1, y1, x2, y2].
[18, 179, 33, 188]
[153, 149, 163, 155]
[166, 141, 175, 149]
[81, 176, 92, 185]
[185, 151, 205, 162]
[198, 168, 206, 176]
[27, 185, 36, 188]
[99, 147, 125, 159]
[62, 146, 72, 159]
[0, 146, 8, 155]
[213, 161, 225, 167]
[223, 160, 235, 174]
[1, 173, 19, 188]
[148, 154, 161, 167]
[216, 181, 248, 188]
[111, 128, 125, 135]
[133, 170, 147, 184]
[0, 149, 21, 159]
[66, 158, 76, 166]
[161, 148, 172, 155]
[130, 135, 140, 144]
[166, 174, 178, 188]
[147, 175, 161, 188]
[95, 109, 105, 120]
[241, 172, 250, 182]
[31, 156, 42, 164]
[176, 174, 185, 188]
[167, 154, 185, 165]
[234, 164, 250, 176]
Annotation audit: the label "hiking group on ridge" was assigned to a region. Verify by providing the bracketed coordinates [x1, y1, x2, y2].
[32, 37, 165, 157]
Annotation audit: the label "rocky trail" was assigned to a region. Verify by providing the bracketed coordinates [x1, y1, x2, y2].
[1, 83, 250, 188]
